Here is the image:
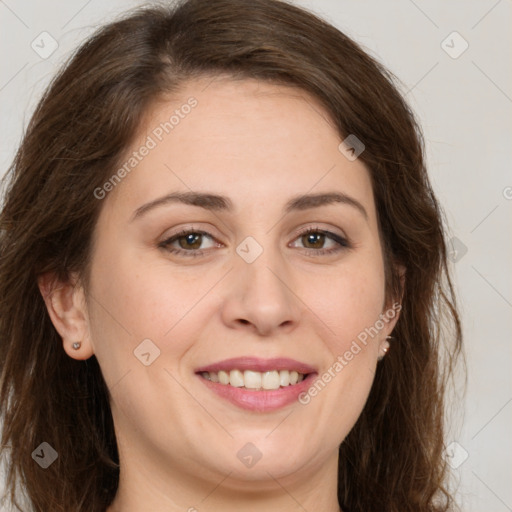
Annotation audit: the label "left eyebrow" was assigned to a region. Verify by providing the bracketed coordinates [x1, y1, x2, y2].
[284, 191, 368, 221]
[130, 191, 368, 222]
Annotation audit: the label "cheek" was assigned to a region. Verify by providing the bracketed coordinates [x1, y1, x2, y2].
[83, 253, 164, 381]
[297, 270, 384, 443]
[87, 243, 223, 375]
[308, 257, 386, 356]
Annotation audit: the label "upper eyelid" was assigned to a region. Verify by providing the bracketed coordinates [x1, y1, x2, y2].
[161, 224, 346, 240]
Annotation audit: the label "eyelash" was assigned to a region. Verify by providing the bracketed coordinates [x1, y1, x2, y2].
[158, 226, 351, 258]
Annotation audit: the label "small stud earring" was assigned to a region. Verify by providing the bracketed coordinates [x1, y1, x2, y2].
[377, 336, 392, 361]
[72, 342, 82, 350]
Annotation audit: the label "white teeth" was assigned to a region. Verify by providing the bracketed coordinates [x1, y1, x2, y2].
[200, 369, 307, 389]
[218, 370, 230, 385]
[229, 369, 244, 387]
[262, 370, 280, 390]
[244, 370, 262, 389]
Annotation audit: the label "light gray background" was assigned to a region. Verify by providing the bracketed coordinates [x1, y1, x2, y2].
[1, 1, 511, 511]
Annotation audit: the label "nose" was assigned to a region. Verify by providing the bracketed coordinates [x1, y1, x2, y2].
[220, 243, 302, 337]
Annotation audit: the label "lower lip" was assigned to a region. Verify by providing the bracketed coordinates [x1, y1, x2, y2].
[197, 373, 317, 412]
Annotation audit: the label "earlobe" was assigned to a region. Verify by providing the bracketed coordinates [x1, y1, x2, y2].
[377, 335, 391, 361]
[379, 264, 405, 360]
[37, 272, 94, 360]
[380, 299, 402, 340]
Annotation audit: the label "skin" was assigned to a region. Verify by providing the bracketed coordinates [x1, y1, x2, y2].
[39, 76, 402, 512]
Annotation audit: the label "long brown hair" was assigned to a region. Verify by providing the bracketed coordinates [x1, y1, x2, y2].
[0, 0, 463, 510]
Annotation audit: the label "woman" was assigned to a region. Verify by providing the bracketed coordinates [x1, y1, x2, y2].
[0, 0, 463, 510]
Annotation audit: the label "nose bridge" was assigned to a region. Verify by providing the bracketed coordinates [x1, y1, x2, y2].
[224, 233, 301, 334]
[238, 234, 289, 301]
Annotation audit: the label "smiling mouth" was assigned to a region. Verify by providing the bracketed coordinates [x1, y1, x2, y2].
[199, 369, 308, 390]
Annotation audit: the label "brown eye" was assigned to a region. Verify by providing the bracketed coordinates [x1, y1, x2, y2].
[176, 232, 203, 250]
[159, 230, 218, 257]
[291, 227, 350, 256]
[301, 231, 327, 249]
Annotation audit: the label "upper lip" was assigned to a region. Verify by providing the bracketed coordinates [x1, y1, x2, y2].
[195, 357, 317, 374]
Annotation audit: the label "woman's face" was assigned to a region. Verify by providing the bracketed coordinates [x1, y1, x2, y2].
[74, 77, 400, 497]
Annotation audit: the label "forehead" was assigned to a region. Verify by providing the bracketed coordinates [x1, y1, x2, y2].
[102, 77, 376, 223]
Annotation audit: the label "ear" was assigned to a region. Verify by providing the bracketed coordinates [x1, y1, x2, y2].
[378, 263, 406, 356]
[38, 272, 94, 360]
